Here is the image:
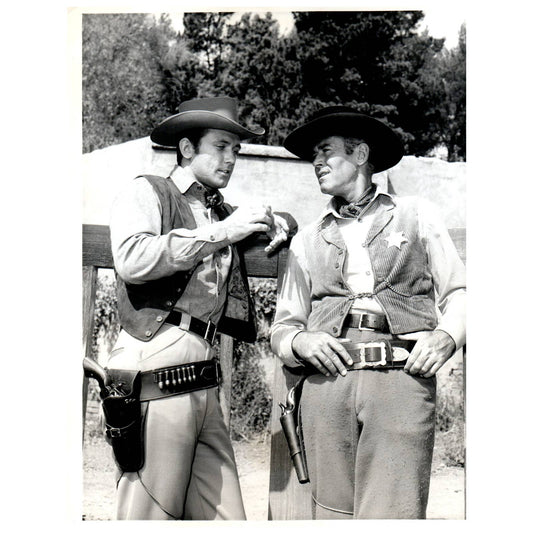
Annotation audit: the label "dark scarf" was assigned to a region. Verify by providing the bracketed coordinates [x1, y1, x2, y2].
[336, 184, 377, 219]
[204, 187, 225, 209]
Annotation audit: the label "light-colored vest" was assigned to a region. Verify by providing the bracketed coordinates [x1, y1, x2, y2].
[302, 195, 437, 336]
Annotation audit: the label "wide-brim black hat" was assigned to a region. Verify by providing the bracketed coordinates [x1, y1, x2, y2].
[284, 106, 404, 173]
[151, 96, 265, 146]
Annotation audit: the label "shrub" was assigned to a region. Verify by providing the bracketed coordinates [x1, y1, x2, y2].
[91, 271, 120, 361]
[435, 364, 465, 466]
[229, 340, 273, 440]
[229, 278, 277, 440]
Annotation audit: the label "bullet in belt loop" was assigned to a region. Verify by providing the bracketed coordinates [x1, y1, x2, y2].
[158, 372, 164, 390]
[165, 370, 170, 387]
[177, 368, 182, 385]
[171, 369, 177, 387]
[191, 365, 197, 382]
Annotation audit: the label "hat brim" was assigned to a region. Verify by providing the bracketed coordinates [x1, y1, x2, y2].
[151, 110, 265, 146]
[284, 112, 404, 173]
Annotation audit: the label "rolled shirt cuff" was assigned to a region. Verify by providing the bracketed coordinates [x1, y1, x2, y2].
[278, 328, 306, 368]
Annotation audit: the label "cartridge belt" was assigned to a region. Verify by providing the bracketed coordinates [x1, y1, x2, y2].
[343, 312, 389, 332]
[139, 359, 220, 402]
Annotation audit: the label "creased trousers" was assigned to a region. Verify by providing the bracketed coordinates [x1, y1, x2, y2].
[105, 324, 246, 520]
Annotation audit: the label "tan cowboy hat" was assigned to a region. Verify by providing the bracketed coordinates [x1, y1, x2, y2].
[283, 106, 404, 173]
[150, 96, 265, 146]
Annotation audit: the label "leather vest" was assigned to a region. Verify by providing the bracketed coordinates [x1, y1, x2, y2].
[115, 175, 257, 343]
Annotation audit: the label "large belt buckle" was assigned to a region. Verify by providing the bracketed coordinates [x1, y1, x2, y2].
[360, 341, 388, 366]
[358, 313, 375, 331]
[204, 320, 217, 345]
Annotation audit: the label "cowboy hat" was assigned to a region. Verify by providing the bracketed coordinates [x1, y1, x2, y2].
[151, 96, 265, 146]
[283, 106, 404, 173]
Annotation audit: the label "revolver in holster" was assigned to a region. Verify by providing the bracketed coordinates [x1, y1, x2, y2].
[83, 357, 144, 472]
[279, 378, 309, 484]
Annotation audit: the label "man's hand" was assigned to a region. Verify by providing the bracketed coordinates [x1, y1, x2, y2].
[222, 205, 274, 243]
[264, 211, 290, 253]
[399, 329, 456, 378]
[292, 331, 353, 377]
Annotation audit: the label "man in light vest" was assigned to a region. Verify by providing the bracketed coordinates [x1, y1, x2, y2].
[271, 106, 466, 519]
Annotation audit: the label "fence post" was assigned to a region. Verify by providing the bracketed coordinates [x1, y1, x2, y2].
[267, 247, 313, 519]
[82, 265, 98, 439]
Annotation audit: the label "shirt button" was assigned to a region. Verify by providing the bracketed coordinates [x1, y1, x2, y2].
[145, 330, 152, 337]
[362, 243, 367, 248]
[338, 250, 343, 255]
[332, 326, 338, 334]
[166, 300, 173, 308]
[210, 235, 215, 241]
[335, 263, 340, 269]
[156, 316, 163, 322]
[366, 271, 371, 276]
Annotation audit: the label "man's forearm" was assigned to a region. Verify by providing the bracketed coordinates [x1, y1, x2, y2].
[113, 225, 232, 284]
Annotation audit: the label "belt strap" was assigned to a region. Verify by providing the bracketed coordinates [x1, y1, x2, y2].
[139, 360, 220, 402]
[166, 310, 217, 345]
[340, 339, 415, 370]
[343, 312, 389, 332]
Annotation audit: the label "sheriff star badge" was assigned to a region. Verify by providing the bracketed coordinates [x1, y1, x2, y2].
[384, 231, 408, 249]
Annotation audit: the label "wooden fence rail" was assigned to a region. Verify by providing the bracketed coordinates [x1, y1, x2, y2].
[82, 223, 466, 520]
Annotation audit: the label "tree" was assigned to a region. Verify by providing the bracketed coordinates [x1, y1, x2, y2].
[220, 13, 304, 145]
[183, 12, 233, 81]
[82, 11, 465, 161]
[440, 24, 466, 161]
[291, 11, 449, 156]
[82, 13, 197, 152]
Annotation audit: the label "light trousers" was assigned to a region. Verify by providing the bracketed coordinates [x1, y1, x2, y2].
[106, 324, 246, 520]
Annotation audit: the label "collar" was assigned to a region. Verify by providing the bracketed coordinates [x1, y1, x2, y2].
[320, 186, 396, 221]
[168, 165, 204, 195]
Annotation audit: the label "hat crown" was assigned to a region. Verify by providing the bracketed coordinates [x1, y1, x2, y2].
[178, 97, 239, 122]
[310, 105, 358, 121]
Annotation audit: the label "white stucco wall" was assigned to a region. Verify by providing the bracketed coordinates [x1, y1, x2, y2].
[82, 138, 466, 230]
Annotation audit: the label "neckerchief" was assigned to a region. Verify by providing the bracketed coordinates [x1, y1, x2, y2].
[204, 187, 224, 209]
[336, 184, 377, 219]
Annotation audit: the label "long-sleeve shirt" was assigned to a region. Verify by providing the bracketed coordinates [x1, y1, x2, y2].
[271, 190, 466, 367]
[110, 165, 234, 324]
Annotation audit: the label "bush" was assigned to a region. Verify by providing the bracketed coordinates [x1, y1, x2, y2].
[230, 340, 273, 440]
[91, 271, 120, 362]
[435, 364, 465, 466]
[229, 278, 277, 440]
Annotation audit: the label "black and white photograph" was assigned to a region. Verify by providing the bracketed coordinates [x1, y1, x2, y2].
[77, 5, 468, 521]
[1, 1, 519, 528]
